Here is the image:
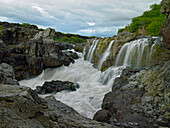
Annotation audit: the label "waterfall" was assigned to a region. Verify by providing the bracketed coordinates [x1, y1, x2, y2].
[115, 38, 155, 68]
[98, 40, 114, 70]
[86, 39, 99, 62]
[19, 37, 158, 120]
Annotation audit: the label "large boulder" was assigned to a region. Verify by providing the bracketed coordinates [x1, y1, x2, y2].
[0, 63, 19, 85]
[0, 85, 50, 128]
[160, 0, 170, 49]
[0, 84, 115, 128]
[95, 61, 170, 127]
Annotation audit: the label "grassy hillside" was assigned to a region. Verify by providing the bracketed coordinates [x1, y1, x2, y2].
[118, 4, 165, 36]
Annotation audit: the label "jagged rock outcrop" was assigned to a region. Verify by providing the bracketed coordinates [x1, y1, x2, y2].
[0, 84, 115, 128]
[94, 61, 170, 128]
[0, 27, 78, 80]
[0, 22, 39, 45]
[160, 0, 170, 49]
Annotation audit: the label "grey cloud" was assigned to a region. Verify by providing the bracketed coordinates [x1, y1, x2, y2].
[0, 0, 161, 37]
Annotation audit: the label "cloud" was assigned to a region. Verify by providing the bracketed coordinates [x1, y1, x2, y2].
[87, 22, 95, 26]
[0, 0, 162, 37]
[0, 16, 8, 21]
[31, 5, 54, 19]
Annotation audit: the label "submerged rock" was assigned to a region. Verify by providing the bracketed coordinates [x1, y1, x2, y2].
[0, 84, 115, 128]
[36, 80, 80, 94]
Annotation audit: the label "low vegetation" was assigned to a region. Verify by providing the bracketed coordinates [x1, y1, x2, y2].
[54, 34, 86, 44]
[0, 25, 4, 30]
[21, 23, 31, 26]
[118, 4, 165, 36]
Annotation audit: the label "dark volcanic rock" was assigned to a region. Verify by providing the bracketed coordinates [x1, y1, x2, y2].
[36, 80, 80, 94]
[95, 61, 170, 128]
[0, 84, 114, 128]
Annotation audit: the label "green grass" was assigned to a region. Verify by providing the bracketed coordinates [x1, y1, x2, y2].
[0, 25, 4, 30]
[117, 4, 165, 36]
[21, 23, 31, 26]
[54, 35, 85, 44]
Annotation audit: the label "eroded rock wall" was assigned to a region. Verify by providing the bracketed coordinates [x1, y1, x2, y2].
[94, 61, 170, 127]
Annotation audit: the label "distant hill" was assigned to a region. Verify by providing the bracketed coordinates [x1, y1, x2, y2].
[118, 4, 165, 36]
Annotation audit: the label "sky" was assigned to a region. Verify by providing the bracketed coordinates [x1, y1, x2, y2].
[0, 0, 162, 37]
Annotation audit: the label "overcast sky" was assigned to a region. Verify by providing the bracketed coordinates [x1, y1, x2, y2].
[0, 0, 161, 37]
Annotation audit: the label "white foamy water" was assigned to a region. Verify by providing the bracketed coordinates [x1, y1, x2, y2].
[19, 56, 122, 119]
[98, 40, 114, 70]
[19, 37, 157, 119]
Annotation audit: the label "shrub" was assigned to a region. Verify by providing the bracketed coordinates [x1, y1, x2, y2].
[117, 28, 124, 34]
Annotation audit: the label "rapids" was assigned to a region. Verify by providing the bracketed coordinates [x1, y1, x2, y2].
[19, 37, 157, 119]
[19, 55, 122, 119]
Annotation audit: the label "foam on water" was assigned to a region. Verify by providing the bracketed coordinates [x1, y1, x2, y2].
[19, 57, 122, 119]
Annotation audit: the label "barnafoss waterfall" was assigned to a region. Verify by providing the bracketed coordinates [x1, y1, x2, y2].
[19, 37, 158, 119]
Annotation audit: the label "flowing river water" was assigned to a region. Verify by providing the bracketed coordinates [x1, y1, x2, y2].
[19, 54, 123, 119]
[19, 37, 157, 119]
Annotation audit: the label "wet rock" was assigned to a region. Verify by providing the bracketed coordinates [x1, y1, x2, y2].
[74, 43, 86, 52]
[63, 51, 79, 59]
[95, 61, 170, 127]
[36, 80, 80, 94]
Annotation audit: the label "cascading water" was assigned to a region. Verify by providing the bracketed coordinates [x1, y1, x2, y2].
[86, 39, 99, 62]
[19, 37, 157, 120]
[19, 52, 122, 119]
[115, 38, 155, 68]
[97, 40, 114, 70]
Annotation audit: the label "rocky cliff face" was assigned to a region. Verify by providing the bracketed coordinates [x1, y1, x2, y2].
[160, 0, 170, 49]
[94, 61, 170, 127]
[0, 26, 78, 80]
[0, 22, 39, 45]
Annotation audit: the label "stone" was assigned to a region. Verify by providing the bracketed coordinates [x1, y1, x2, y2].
[35, 80, 79, 94]
[44, 96, 114, 128]
[0, 84, 50, 128]
[96, 61, 170, 127]
[0, 63, 19, 85]
[0, 84, 115, 128]
[93, 109, 111, 123]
